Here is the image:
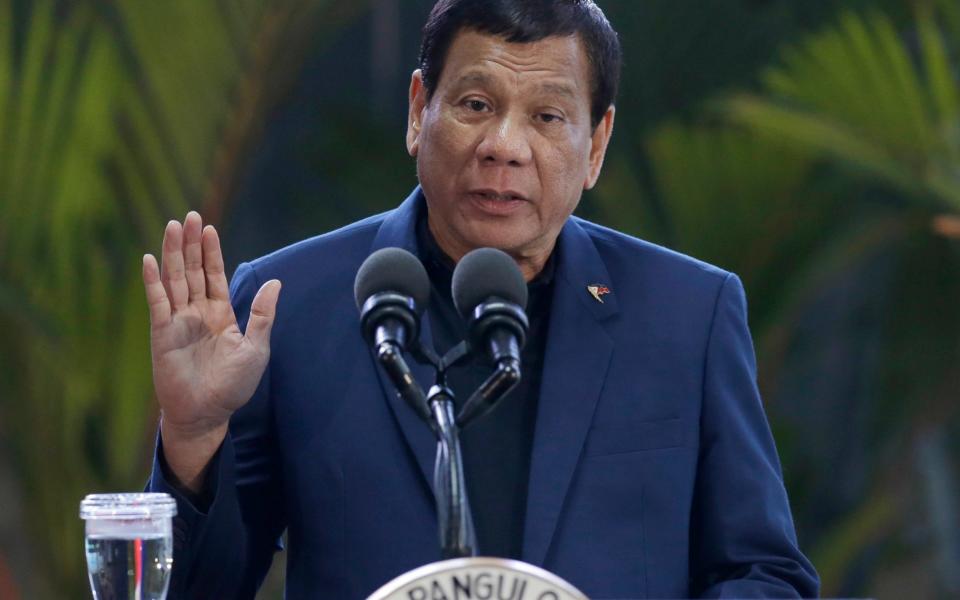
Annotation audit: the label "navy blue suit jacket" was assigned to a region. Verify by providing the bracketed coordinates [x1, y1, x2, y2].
[149, 188, 818, 599]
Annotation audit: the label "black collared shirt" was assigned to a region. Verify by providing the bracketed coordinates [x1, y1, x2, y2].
[416, 215, 555, 559]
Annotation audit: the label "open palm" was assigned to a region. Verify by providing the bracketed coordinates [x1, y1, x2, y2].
[143, 212, 281, 437]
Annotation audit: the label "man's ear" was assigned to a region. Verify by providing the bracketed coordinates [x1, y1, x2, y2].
[406, 69, 427, 157]
[583, 105, 616, 190]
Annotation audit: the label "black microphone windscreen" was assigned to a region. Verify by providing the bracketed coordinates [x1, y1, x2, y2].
[451, 247, 528, 318]
[354, 248, 431, 312]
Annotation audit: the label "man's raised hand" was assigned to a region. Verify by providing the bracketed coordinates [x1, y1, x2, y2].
[142, 211, 280, 492]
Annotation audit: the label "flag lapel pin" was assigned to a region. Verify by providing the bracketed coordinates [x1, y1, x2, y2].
[587, 284, 611, 303]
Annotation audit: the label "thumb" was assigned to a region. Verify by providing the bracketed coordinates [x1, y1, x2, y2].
[245, 279, 282, 351]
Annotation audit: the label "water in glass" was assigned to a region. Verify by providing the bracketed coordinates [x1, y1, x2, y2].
[80, 493, 176, 600]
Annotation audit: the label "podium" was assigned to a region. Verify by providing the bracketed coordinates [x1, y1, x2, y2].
[367, 557, 587, 600]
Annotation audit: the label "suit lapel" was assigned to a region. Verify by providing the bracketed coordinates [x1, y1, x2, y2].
[368, 188, 437, 490]
[523, 217, 618, 566]
[369, 324, 438, 490]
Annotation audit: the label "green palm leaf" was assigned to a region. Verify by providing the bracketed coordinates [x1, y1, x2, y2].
[646, 123, 813, 274]
[726, 8, 960, 210]
[0, 1, 366, 595]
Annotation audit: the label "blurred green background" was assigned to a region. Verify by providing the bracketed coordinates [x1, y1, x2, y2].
[1, 0, 958, 597]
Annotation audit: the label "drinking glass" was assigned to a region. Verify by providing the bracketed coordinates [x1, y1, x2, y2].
[80, 493, 176, 600]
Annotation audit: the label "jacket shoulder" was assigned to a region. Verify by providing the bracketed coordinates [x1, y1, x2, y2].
[573, 217, 732, 290]
[240, 211, 388, 283]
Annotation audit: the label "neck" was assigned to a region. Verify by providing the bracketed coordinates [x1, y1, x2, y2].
[426, 215, 552, 282]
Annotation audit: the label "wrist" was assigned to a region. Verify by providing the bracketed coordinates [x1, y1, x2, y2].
[160, 414, 229, 445]
[160, 416, 228, 494]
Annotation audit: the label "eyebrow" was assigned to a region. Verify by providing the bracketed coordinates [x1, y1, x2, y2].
[449, 71, 578, 101]
[450, 70, 496, 90]
[537, 81, 577, 100]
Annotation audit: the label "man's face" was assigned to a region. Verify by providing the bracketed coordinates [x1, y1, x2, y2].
[407, 29, 615, 277]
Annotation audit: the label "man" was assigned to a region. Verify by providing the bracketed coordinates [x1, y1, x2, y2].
[144, 1, 819, 598]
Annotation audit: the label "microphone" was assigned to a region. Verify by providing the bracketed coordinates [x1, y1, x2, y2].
[452, 247, 529, 365]
[451, 248, 529, 426]
[354, 247, 432, 421]
[354, 247, 430, 351]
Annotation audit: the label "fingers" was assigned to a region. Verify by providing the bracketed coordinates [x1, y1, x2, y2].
[202, 225, 230, 301]
[183, 212, 206, 301]
[162, 213, 228, 309]
[143, 254, 171, 328]
[244, 280, 282, 351]
[161, 220, 189, 310]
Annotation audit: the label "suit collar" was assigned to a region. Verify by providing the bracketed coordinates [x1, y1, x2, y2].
[370, 186, 424, 254]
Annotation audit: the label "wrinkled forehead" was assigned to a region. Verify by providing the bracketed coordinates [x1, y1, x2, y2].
[436, 29, 593, 101]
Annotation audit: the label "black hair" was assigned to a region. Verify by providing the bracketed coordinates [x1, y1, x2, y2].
[418, 0, 622, 128]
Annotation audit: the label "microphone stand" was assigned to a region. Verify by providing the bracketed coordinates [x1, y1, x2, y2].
[427, 383, 475, 558]
[409, 341, 477, 558]
[377, 335, 522, 559]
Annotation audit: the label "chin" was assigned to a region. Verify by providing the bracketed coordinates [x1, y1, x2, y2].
[461, 228, 530, 255]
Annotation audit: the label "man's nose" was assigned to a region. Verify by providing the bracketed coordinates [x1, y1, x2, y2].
[476, 114, 533, 167]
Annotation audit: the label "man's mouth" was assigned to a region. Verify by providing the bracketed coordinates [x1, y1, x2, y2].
[470, 189, 527, 202]
[467, 189, 528, 216]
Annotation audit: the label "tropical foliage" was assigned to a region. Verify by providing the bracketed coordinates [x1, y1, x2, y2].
[726, 6, 960, 209]
[0, 0, 364, 595]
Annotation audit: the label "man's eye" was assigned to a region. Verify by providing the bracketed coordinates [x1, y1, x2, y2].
[539, 113, 564, 124]
[465, 99, 488, 112]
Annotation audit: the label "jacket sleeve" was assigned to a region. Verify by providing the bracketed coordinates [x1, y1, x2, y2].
[690, 273, 820, 599]
[146, 261, 287, 599]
